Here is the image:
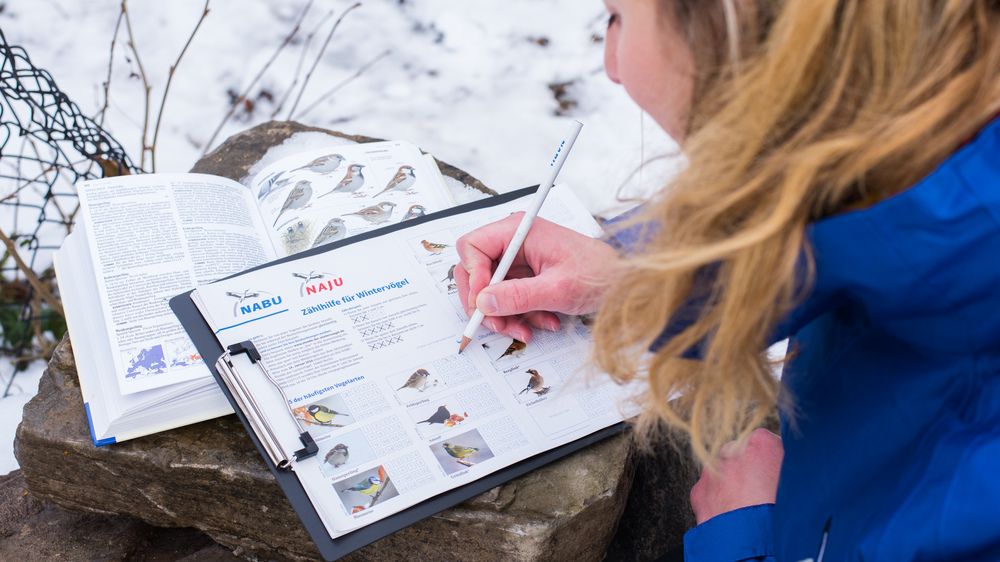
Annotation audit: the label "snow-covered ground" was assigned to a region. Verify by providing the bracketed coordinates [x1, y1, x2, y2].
[0, 0, 684, 475]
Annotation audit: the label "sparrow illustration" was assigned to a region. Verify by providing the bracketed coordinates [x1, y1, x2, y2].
[258, 170, 291, 199]
[273, 180, 313, 226]
[497, 339, 527, 360]
[340, 475, 382, 496]
[441, 264, 457, 283]
[519, 369, 545, 395]
[307, 404, 350, 425]
[324, 443, 349, 468]
[421, 240, 451, 254]
[442, 442, 479, 460]
[311, 218, 347, 248]
[342, 201, 396, 224]
[372, 165, 417, 197]
[397, 369, 431, 392]
[401, 204, 427, 221]
[282, 220, 308, 246]
[293, 153, 345, 175]
[319, 164, 366, 198]
[418, 405, 451, 425]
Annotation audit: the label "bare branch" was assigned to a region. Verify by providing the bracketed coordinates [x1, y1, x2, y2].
[201, 0, 316, 155]
[151, 0, 210, 173]
[270, 9, 336, 119]
[294, 49, 390, 121]
[0, 229, 64, 317]
[121, 0, 152, 171]
[96, 7, 126, 126]
[287, 2, 362, 120]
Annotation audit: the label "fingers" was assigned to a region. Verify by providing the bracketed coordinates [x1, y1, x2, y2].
[456, 213, 527, 307]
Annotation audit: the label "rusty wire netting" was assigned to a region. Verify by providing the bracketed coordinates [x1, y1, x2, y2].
[0, 28, 139, 396]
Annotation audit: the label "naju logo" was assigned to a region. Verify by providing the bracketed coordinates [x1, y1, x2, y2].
[225, 289, 283, 317]
[292, 270, 344, 297]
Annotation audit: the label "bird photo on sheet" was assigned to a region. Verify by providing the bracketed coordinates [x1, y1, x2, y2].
[389, 366, 444, 403]
[430, 427, 495, 475]
[333, 465, 399, 514]
[317, 428, 378, 478]
[292, 393, 355, 437]
[408, 397, 470, 439]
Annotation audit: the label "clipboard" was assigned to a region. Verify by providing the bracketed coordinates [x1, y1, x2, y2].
[169, 187, 628, 561]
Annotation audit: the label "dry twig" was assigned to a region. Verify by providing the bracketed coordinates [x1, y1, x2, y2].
[151, 0, 210, 173]
[287, 2, 362, 120]
[201, 0, 316, 155]
[121, 0, 152, 170]
[294, 49, 390, 121]
[0, 228, 63, 317]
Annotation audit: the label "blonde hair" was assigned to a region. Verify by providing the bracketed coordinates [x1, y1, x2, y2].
[594, 0, 1000, 466]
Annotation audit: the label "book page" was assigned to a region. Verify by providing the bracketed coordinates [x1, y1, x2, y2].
[77, 173, 279, 394]
[190, 185, 629, 537]
[250, 141, 454, 257]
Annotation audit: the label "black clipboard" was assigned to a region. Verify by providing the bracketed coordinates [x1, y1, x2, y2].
[169, 186, 628, 561]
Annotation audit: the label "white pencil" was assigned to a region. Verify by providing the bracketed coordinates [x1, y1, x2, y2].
[458, 120, 584, 353]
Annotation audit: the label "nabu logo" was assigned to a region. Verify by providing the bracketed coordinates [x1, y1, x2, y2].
[225, 289, 282, 317]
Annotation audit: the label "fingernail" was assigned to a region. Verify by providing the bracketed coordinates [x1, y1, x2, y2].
[545, 321, 558, 331]
[486, 320, 498, 332]
[477, 292, 497, 314]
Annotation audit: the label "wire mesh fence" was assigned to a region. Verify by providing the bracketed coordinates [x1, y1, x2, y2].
[0, 28, 139, 396]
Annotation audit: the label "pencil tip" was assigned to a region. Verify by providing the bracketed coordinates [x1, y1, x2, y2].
[458, 336, 471, 354]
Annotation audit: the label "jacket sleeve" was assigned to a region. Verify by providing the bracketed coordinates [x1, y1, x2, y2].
[683, 504, 776, 562]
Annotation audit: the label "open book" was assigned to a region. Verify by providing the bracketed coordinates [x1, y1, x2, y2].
[173, 184, 632, 556]
[53, 140, 456, 445]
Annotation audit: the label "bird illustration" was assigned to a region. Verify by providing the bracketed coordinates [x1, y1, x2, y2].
[497, 339, 527, 360]
[342, 201, 396, 224]
[311, 218, 347, 248]
[282, 220, 308, 247]
[324, 443, 349, 468]
[418, 405, 451, 425]
[340, 475, 382, 496]
[293, 153, 345, 175]
[306, 404, 350, 426]
[442, 442, 479, 460]
[258, 170, 291, 199]
[421, 240, 451, 254]
[273, 180, 313, 227]
[292, 271, 325, 283]
[441, 264, 457, 283]
[226, 289, 264, 316]
[319, 164, 366, 198]
[372, 165, 417, 197]
[519, 369, 545, 395]
[397, 369, 431, 392]
[401, 204, 427, 221]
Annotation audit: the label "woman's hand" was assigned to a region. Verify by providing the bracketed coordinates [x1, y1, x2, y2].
[689, 428, 784, 525]
[455, 213, 622, 342]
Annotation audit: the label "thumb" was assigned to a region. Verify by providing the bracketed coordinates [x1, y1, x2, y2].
[476, 276, 555, 317]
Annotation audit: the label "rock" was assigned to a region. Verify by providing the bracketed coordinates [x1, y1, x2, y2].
[16, 335, 634, 561]
[15, 122, 645, 561]
[0, 470, 228, 561]
[190, 120, 497, 196]
[603, 437, 699, 561]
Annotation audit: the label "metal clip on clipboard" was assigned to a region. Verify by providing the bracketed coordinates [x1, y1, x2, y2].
[216, 341, 319, 469]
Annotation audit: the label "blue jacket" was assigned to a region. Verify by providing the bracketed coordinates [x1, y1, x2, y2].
[671, 117, 1000, 561]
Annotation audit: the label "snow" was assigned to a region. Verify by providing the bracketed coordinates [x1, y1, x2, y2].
[0, 0, 685, 475]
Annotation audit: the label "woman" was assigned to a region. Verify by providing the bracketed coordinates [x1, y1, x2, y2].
[456, 0, 1000, 559]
